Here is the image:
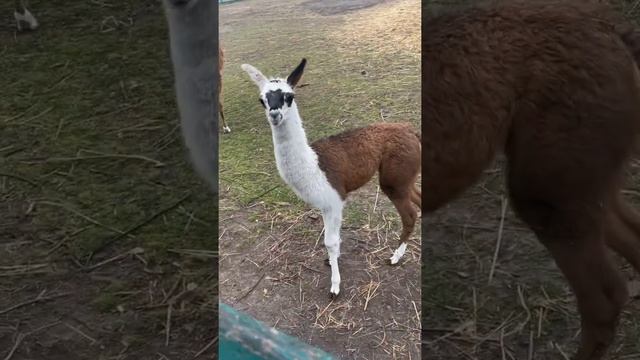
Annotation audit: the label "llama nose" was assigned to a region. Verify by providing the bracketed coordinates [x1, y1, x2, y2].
[269, 111, 281, 121]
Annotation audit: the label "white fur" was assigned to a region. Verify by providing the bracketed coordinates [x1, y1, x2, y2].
[390, 242, 407, 265]
[14, 0, 38, 31]
[162, 0, 218, 193]
[243, 63, 345, 295]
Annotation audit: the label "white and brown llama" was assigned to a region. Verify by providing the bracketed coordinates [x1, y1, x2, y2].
[242, 59, 421, 296]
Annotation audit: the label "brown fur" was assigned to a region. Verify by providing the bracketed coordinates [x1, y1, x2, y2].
[424, 1, 640, 358]
[312, 122, 421, 245]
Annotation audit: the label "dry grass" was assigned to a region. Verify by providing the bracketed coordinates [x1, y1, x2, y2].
[0, 0, 216, 358]
[329, 0, 421, 58]
[219, 1, 420, 357]
[220, 190, 421, 358]
[423, 1, 640, 359]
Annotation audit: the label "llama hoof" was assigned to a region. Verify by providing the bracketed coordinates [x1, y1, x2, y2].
[329, 288, 340, 299]
[389, 243, 407, 265]
[223, 126, 231, 133]
[14, 9, 38, 32]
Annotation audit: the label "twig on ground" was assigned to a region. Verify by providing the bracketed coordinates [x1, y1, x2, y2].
[245, 185, 280, 205]
[38, 201, 126, 237]
[555, 342, 571, 360]
[63, 322, 97, 344]
[165, 304, 173, 346]
[488, 196, 509, 284]
[192, 336, 218, 359]
[0, 291, 71, 316]
[234, 273, 266, 304]
[3, 334, 24, 360]
[20, 153, 165, 167]
[0, 172, 38, 187]
[88, 193, 191, 260]
[3, 321, 61, 360]
[84, 247, 144, 272]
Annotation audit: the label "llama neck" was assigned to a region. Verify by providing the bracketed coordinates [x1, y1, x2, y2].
[269, 102, 344, 209]
[271, 103, 312, 150]
[270, 103, 319, 188]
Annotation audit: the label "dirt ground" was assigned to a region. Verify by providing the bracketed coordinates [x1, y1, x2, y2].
[423, 1, 640, 359]
[218, 0, 421, 359]
[1, 1, 216, 359]
[423, 159, 640, 359]
[302, 0, 388, 15]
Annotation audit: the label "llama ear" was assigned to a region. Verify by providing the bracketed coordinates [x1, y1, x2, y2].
[241, 64, 267, 88]
[286, 58, 306, 88]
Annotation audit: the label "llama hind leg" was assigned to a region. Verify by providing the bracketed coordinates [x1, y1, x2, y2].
[322, 206, 343, 296]
[382, 186, 417, 265]
[606, 194, 640, 273]
[511, 197, 627, 360]
[410, 184, 422, 211]
[508, 174, 628, 360]
[220, 103, 230, 133]
[545, 235, 626, 360]
[605, 201, 640, 274]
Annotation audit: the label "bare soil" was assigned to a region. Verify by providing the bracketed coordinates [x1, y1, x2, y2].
[220, 183, 421, 360]
[302, 0, 389, 16]
[218, 0, 421, 358]
[423, 159, 640, 359]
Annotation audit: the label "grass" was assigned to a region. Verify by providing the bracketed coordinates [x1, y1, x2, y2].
[1, 0, 216, 258]
[0, 0, 216, 357]
[219, 0, 420, 208]
[219, 0, 421, 358]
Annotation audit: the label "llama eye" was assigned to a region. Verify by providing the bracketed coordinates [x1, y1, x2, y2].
[259, 98, 266, 108]
[284, 94, 294, 106]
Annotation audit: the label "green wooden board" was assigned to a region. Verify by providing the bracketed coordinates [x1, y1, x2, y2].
[219, 303, 335, 360]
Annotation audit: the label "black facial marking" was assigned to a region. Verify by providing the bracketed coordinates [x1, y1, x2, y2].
[265, 89, 294, 110]
[269, 79, 280, 83]
[284, 93, 294, 107]
[259, 98, 266, 108]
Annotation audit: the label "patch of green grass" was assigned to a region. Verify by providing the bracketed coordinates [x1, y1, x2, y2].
[220, 1, 420, 226]
[1, 0, 216, 262]
[91, 280, 127, 313]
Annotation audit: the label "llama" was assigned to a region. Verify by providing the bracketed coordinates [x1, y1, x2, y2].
[242, 59, 421, 296]
[14, 0, 38, 31]
[161, 0, 218, 192]
[425, 1, 640, 358]
[219, 46, 231, 133]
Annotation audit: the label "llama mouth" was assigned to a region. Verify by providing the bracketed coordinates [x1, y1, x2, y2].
[270, 118, 283, 126]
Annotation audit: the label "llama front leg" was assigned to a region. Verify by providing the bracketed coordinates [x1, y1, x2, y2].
[14, 0, 38, 31]
[322, 207, 343, 297]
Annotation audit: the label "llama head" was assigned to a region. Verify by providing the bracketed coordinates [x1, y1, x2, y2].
[241, 58, 306, 127]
